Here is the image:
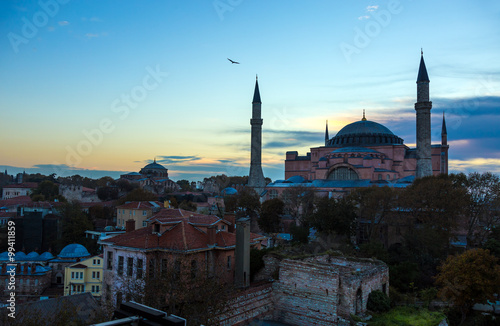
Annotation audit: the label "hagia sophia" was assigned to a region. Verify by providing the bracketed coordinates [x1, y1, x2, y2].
[261, 53, 449, 198]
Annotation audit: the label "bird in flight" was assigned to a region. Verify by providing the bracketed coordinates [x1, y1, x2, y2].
[227, 58, 240, 64]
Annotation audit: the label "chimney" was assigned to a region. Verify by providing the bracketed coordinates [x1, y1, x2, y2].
[126, 219, 135, 233]
[224, 213, 236, 233]
[235, 218, 250, 288]
[207, 225, 217, 246]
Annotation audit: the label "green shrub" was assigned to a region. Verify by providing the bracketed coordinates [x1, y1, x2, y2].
[367, 290, 391, 313]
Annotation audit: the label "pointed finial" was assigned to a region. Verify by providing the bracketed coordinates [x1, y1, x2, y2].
[421, 48, 423, 56]
[362, 110, 367, 121]
[154, 157, 156, 164]
[256, 74, 258, 80]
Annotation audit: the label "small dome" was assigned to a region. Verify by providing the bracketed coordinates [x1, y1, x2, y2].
[222, 187, 238, 195]
[39, 252, 54, 260]
[58, 244, 90, 259]
[26, 251, 39, 259]
[0, 251, 9, 261]
[15, 252, 26, 261]
[104, 226, 115, 231]
[285, 175, 306, 183]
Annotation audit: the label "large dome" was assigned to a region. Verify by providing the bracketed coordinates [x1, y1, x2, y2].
[59, 243, 90, 259]
[327, 119, 403, 147]
[143, 162, 166, 170]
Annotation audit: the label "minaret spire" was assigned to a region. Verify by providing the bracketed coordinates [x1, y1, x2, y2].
[440, 111, 449, 174]
[441, 112, 447, 145]
[362, 110, 367, 121]
[415, 51, 433, 178]
[325, 120, 329, 146]
[248, 76, 266, 191]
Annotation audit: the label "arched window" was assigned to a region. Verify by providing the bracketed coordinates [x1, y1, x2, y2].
[327, 167, 359, 180]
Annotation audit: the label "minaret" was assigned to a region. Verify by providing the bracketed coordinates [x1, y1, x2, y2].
[415, 50, 433, 178]
[441, 112, 447, 146]
[248, 76, 266, 190]
[325, 120, 329, 146]
[441, 112, 449, 174]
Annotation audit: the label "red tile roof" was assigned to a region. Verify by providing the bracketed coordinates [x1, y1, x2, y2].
[103, 221, 211, 251]
[117, 201, 163, 210]
[0, 196, 32, 206]
[3, 182, 38, 189]
[102, 208, 267, 252]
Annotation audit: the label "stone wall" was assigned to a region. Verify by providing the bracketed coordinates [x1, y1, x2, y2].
[220, 283, 273, 326]
[253, 255, 281, 282]
[272, 259, 340, 326]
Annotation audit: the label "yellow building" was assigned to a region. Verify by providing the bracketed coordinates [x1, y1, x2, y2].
[64, 255, 103, 298]
[115, 201, 162, 230]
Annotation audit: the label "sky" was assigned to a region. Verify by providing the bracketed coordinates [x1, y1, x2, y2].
[1, 0, 500, 182]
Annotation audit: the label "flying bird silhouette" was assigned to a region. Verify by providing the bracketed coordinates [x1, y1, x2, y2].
[227, 58, 240, 64]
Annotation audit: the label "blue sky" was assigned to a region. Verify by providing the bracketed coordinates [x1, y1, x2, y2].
[1, 0, 499, 182]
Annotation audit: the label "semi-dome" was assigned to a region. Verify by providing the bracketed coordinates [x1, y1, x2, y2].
[327, 118, 404, 147]
[58, 243, 90, 259]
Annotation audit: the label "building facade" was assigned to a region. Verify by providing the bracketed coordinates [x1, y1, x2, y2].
[64, 255, 104, 298]
[100, 208, 266, 307]
[115, 201, 163, 229]
[119, 159, 180, 195]
[266, 54, 448, 198]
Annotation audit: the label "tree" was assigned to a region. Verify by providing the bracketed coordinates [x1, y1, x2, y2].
[30, 180, 66, 202]
[57, 202, 94, 251]
[176, 179, 192, 192]
[307, 196, 357, 237]
[117, 188, 158, 205]
[435, 248, 500, 324]
[281, 186, 315, 223]
[259, 198, 284, 234]
[179, 200, 197, 212]
[97, 186, 119, 201]
[235, 187, 261, 219]
[112, 254, 234, 326]
[348, 186, 396, 243]
[453, 172, 500, 248]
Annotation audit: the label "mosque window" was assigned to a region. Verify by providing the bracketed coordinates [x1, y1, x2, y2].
[269, 190, 278, 200]
[387, 174, 390, 180]
[378, 174, 382, 180]
[327, 167, 359, 181]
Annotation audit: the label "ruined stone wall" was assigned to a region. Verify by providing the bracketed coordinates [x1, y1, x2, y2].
[219, 283, 273, 326]
[272, 259, 339, 326]
[253, 255, 280, 282]
[337, 262, 389, 319]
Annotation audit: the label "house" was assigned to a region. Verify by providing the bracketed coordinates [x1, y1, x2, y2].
[100, 208, 266, 307]
[1, 182, 38, 199]
[115, 201, 163, 229]
[64, 254, 104, 298]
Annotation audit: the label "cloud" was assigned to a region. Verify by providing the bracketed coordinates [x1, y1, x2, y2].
[366, 5, 379, 12]
[58, 21, 69, 26]
[156, 155, 202, 165]
[90, 17, 103, 22]
[358, 15, 370, 20]
[85, 33, 100, 38]
[449, 158, 500, 174]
